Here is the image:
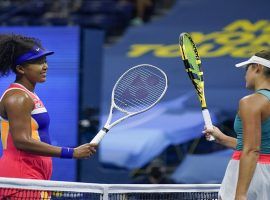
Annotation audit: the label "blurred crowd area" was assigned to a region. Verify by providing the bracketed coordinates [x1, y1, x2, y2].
[0, 0, 175, 42]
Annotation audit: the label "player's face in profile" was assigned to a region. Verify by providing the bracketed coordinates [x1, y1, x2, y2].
[23, 57, 48, 83]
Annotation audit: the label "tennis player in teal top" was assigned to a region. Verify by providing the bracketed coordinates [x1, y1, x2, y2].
[204, 50, 270, 200]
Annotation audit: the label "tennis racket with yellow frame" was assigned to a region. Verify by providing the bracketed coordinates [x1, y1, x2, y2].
[179, 32, 214, 141]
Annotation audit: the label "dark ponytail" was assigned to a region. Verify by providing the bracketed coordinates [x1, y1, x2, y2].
[0, 34, 42, 77]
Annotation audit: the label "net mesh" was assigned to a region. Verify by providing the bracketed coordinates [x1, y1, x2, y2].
[109, 192, 218, 200]
[113, 64, 167, 113]
[0, 177, 220, 200]
[0, 188, 100, 200]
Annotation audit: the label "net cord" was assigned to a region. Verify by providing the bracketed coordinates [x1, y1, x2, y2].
[0, 177, 220, 194]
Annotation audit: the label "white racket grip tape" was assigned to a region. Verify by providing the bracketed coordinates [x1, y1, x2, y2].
[90, 129, 108, 145]
[202, 109, 215, 141]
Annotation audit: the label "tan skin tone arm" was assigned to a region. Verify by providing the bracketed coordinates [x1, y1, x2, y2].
[203, 95, 261, 200]
[3, 90, 96, 159]
[235, 95, 262, 200]
[203, 125, 237, 149]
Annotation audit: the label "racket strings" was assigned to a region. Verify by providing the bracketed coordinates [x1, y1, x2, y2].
[114, 65, 167, 113]
[115, 90, 163, 107]
[180, 33, 208, 107]
[116, 78, 165, 102]
[115, 79, 165, 111]
[185, 51, 204, 83]
[116, 74, 165, 96]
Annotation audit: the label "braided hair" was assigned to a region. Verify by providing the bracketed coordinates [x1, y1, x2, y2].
[0, 34, 43, 77]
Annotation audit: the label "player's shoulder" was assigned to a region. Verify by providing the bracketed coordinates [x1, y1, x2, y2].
[3, 89, 33, 107]
[239, 93, 267, 110]
[241, 92, 268, 102]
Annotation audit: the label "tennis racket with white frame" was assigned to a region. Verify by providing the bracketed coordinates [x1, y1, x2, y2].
[179, 32, 215, 141]
[90, 64, 168, 145]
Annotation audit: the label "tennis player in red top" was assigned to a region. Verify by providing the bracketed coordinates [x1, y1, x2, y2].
[0, 34, 97, 182]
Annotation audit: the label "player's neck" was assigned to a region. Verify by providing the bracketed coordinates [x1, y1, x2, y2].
[14, 79, 36, 92]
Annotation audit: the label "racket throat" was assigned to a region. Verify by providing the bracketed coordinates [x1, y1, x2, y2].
[102, 127, 109, 133]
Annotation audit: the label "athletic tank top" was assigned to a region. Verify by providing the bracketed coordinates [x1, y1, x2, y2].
[0, 83, 51, 149]
[0, 83, 52, 180]
[235, 89, 270, 154]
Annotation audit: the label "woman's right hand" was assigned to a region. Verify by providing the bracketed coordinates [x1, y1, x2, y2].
[202, 126, 226, 144]
[73, 143, 97, 159]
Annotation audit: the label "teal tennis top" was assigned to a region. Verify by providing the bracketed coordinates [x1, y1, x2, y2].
[235, 89, 270, 154]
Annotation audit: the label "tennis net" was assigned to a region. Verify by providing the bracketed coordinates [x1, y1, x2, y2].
[0, 177, 220, 200]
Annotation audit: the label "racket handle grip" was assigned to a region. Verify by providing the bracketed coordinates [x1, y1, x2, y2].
[90, 129, 108, 145]
[202, 109, 215, 141]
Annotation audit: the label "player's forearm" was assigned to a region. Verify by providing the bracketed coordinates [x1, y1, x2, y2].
[235, 150, 259, 197]
[218, 135, 237, 149]
[14, 138, 62, 157]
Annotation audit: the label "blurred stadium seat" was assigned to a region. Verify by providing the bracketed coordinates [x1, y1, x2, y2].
[0, 0, 135, 40]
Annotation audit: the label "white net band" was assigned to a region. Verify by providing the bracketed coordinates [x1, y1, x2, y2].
[0, 177, 220, 200]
